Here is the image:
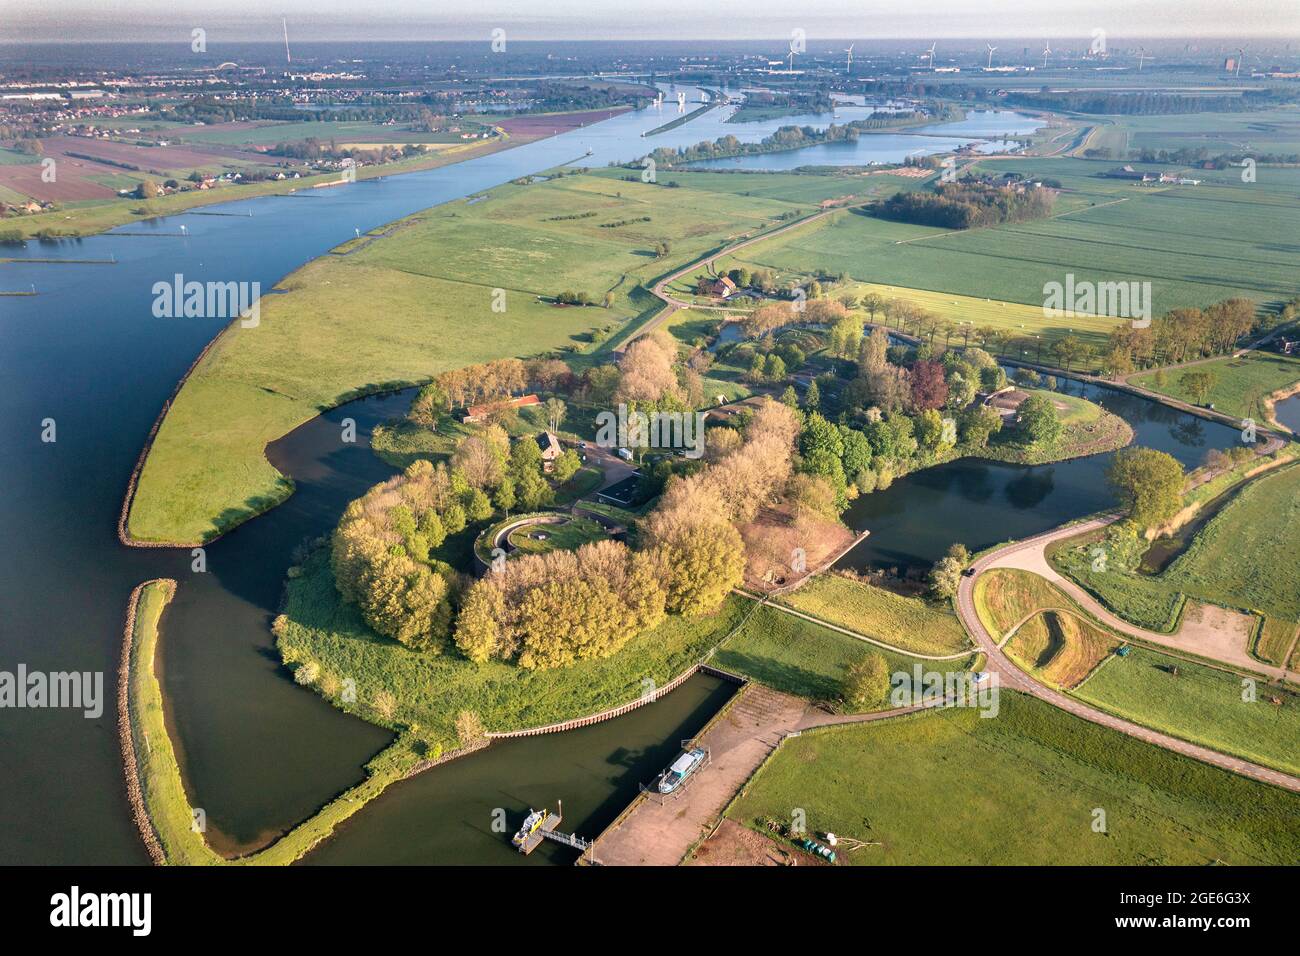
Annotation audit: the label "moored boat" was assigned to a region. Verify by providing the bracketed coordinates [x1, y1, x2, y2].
[657, 748, 706, 794]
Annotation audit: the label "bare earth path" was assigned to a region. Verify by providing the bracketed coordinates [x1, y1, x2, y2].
[957, 520, 1300, 793]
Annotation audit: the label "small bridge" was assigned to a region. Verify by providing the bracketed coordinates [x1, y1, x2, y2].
[514, 801, 593, 856]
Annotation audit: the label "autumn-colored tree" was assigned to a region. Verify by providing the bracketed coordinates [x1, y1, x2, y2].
[909, 360, 949, 411]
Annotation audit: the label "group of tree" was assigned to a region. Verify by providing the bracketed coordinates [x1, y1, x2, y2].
[873, 181, 1054, 230]
[1099, 297, 1265, 377]
[451, 398, 800, 669]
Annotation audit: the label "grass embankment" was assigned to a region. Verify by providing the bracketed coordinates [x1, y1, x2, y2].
[1131, 352, 1300, 425]
[1052, 463, 1300, 666]
[976, 567, 1299, 775]
[1076, 647, 1300, 777]
[727, 692, 1300, 864]
[15, 137, 510, 240]
[773, 573, 971, 657]
[125, 169, 821, 545]
[275, 549, 749, 751]
[122, 578, 413, 865]
[713, 602, 973, 709]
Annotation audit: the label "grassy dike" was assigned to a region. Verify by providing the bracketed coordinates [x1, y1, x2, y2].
[121, 577, 417, 865]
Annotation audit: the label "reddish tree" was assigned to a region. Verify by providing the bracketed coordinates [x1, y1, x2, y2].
[909, 360, 949, 412]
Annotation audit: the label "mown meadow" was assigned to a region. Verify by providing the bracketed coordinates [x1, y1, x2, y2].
[728, 692, 1300, 865]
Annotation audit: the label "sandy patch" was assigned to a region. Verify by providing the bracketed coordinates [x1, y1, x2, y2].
[1175, 602, 1258, 665]
[687, 819, 826, 866]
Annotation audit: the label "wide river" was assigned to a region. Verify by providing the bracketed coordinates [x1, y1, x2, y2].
[0, 89, 1233, 864]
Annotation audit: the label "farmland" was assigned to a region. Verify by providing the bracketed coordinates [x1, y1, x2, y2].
[125, 169, 820, 543]
[1080, 107, 1300, 157]
[706, 157, 1300, 319]
[727, 692, 1300, 865]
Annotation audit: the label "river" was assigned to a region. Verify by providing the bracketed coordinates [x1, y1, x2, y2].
[0, 86, 1216, 865]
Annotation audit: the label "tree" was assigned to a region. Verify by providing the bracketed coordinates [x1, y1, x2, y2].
[909, 360, 949, 411]
[1178, 369, 1217, 405]
[979, 365, 1007, 393]
[763, 353, 787, 383]
[494, 476, 516, 515]
[1016, 394, 1060, 446]
[928, 542, 969, 598]
[1107, 447, 1185, 530]
[466, 488, 494, 522]
[804, 378, 821, 411]
[842, 651, 890, 710]
[544, 397, 567, 432]
[959, 405, 1002, 448]
[857, 325, 889, 375]
[553, 448, 582, 483]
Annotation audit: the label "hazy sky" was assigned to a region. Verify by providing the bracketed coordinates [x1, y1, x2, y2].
[6, 0, 1298, 43]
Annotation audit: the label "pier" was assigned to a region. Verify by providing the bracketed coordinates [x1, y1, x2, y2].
[514, 800, 593, 857]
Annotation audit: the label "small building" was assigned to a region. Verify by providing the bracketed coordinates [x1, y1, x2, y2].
[536, 431, 562, 472]
[462, 393, 541, 424]
[708, 276, 737, 298]
[1103, 165, 1154, 182]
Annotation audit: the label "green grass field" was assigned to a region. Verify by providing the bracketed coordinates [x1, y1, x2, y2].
[773, 573, 971, 657]
[1131, 352, 1300, 424]
[727, 692, 1300, 864]
[1083, 108, 1300, 156]
[1054, 463, 1300, 666]
[127, 169, 816, 543]
[716, 156, 1300, 314]
[712, 601, 969, 708]
[1077, 647, 1300, 776]
[505, 515, 608, 554]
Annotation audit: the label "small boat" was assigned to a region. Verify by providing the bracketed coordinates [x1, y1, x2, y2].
[511, 808, 550, 846]
[657, 748, 706, 794]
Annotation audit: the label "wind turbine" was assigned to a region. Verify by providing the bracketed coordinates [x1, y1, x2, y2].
[787, 48, 797, 73]
[282, 15, 291, 65]
[1235, 48, 1244, 78]
[923, 42, 937, 70]
[986, 43, 997, 69]
[1137, 47, 1147, 71]
[1041, 41, 1051, 69]
[844, 44, 854, 74]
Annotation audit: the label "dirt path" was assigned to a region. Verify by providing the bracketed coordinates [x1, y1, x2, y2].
[956, 519, 1300, 793]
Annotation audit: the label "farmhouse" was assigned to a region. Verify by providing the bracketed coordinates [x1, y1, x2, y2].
[535, 430, 562, 472]
[461, 393, 541, 423]
[708, 276, 737, 298]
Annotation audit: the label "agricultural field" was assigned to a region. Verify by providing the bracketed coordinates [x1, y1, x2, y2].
[712, 602, 964, 707]
[1076, 646, 1300, 777]
[1131, 351, 1300, 424]
[1053, 463, 1300, 666]
[709, 156, 1300, 317]
[126, 169, 819, 543]
[1082, 108, 1300, 157]
[774, 573, 972, 657]
[728, 692, 1300, 865]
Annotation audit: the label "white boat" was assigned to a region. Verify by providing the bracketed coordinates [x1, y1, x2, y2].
[657, 748, 706, 794]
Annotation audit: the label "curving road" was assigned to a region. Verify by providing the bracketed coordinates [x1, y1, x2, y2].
[956, 518, 1300, 793]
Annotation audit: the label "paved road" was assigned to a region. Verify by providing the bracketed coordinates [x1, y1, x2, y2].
[956, 519, 1300, 793]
